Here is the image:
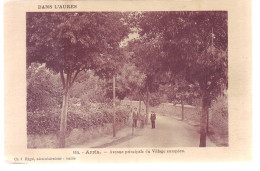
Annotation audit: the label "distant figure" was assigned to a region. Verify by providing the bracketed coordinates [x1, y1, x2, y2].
[132, 107, 138, 128]
[150, 111, 156, 129]
[139, 109, 145, 128]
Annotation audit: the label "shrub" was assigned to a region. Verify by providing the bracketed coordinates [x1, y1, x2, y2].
[210, 95, 228, 141]
[27, 104, 131, 135]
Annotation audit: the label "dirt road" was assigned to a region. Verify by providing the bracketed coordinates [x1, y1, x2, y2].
[108, 115, 216, 147]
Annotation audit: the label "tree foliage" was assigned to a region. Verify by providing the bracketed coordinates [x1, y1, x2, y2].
[136, 11, 228, 146]
[70, 70, 109, 103]
[27, 63, 62, 112]
[137, 12, 227, 96]
[111, 63, 146, 100]
[27, 12, 130, 147]
[26, 12, 228, 147]
[27, 12, 129, 74]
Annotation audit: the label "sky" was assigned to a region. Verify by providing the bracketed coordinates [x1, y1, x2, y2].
[120, 31, 140, 47]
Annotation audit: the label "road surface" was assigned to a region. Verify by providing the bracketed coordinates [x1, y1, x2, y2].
[107, 115, 216, 147]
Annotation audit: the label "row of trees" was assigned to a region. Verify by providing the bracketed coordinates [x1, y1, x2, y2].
[132, 12, 227, 147]
[27, 11, 228, 147]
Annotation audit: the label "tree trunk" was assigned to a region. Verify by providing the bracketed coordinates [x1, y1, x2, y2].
[58, 69, 80, 148]
[145, 87, 149, 124]
[181, 99, 184, 121]
[206, 108, 209, 133]
[199, 94, 209, 147]
[113, 75, 116, 137]
[59, 89, 69, 148]
[139, 97, 142, 115]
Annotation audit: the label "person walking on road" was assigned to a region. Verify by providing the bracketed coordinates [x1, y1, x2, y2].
[139, 109, 145, 128]
[150, 111, 156, 129]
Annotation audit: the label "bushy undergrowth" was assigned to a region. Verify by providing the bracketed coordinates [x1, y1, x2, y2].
[211, 95, 228, 120]
[27, 103, 131, 135]
[210, 95, 228, 146]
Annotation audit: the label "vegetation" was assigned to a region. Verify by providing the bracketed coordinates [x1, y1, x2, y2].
[27, 12, 228, 148]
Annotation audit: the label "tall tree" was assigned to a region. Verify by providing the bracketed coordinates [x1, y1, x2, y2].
[127, 38, 164, 123]
[27, 12, 129, 147]
[180, 12, 227, 147]
[137, 11, 228, 147]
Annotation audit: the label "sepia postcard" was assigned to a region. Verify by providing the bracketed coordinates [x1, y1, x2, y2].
[4, 0, 251, 163]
